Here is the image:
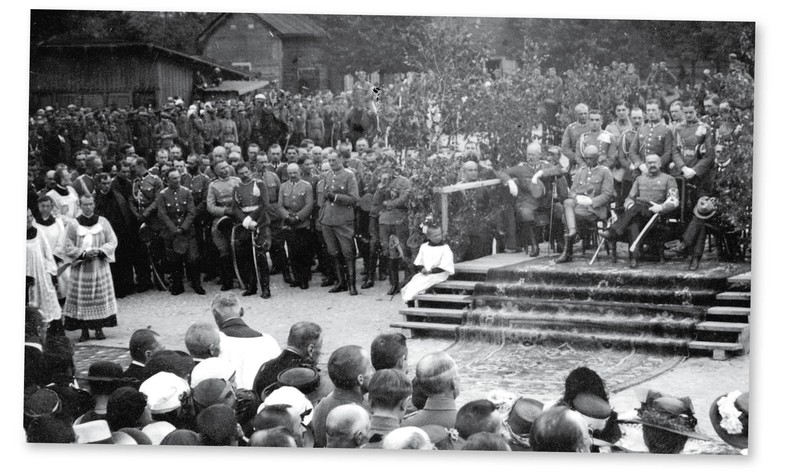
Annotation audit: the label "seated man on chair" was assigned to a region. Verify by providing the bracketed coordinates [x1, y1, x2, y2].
[555, 145, 615, 264]
[598, 154, 679, 268]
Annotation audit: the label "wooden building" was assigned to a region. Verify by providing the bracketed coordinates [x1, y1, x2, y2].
[196, 13, 328, 93]
[29, 42, 252, 111]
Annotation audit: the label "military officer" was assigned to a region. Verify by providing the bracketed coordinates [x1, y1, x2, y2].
[181, 153, 212, 280]
[157, 169, 204, 295]
[628, 99, 674, 174]
[560, 103, 592, 174]
[278, 163, 315, 290]
[499, 143, 564, 257]
[207, 160, 241, 290]
[576, 109, 614, 169]
[132, 157, 164, 292]
[555, 146, 615, 264]
[255, 154, 289, 284]
[671, 101, 715, 210]
[231, 162, 272, 298]
[614, 107, 644, 211]
[320, 150, 360, 295]
[375, 156, 412, 296]
[599, 154, 679, 268]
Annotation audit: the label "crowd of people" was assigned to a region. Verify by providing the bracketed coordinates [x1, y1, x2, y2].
[23, 300, 749, 451]
[23, 57, 752, 450]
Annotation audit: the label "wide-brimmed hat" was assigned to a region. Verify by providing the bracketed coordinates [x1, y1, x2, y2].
[709, 390, 749, 449]
[24, 388, 62, 418]
[507, 397, 544, 436]
[276, 366, 320, 395]
[77, 360, 124, 383]
[192, 378, 236, 409]
[632, 390, 710, 440]
[572, 392, 612, 433]
[139, 371, 190, 414]
[693, 196, 718, 220]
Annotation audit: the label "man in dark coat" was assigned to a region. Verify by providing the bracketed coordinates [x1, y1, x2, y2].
[252, 322, 323, 398]
[94, 172, 136, 298]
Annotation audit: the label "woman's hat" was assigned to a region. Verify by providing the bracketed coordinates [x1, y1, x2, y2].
[633, 390, 710, 440]
[507, 397, 544, 436]
[709, 390, 749, 449]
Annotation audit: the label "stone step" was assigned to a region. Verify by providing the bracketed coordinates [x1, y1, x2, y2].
[727, 272, 751, 285]
[688, 341, 746, 360]
[399, 308, 466, 324]
[432, 280, 479, 293]
[474, 282, 718, 306]
[696, 321, 749, 332]
[475, 295, 706, 318]
[390, 321, 459, 335]
[464, 310, 698, 339]
[715, 292, 751, 307]
[707, 306, 750, 318]
[457, 325, 692, 354]
[414, 294, 473, 307]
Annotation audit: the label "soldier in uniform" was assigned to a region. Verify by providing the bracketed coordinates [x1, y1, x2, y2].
[671, 101, 715, 211]
[181, 154, 212, 280]
[132, 157, 164, 292]
[207, 160, 242, 290]
[320, 151, 360, 295]
[576, 109, 614, 169]
[255, 155, 290, 284]
[278, 163, 315, 290]
[555, 146, 615, 264]
[628, 99, 674, 173]
[231, 162, 272, 298]
[498, 143, 564, 257]
[560, 103, 592, 175]
[614, 107, 644, 211]
[599, 154, 679, 268]
[375, 156, 412, 296]
[157, 169, 205, 295]
[154, 112, 178, 151]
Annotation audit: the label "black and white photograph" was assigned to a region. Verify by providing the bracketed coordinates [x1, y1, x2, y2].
[12, 0, 778, 470]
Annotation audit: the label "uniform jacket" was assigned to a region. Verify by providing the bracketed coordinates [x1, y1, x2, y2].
[672, 120, 715, 177]
[576, 130, 614, 167]
[207, 176, 241, 219]
[629, 120, 674, 169]
[569, 165, 615, 219]
[232, 179, 270, 229]
[319, 168, 359, 226]
[625, 171, 680, 213]
[133, 172, 163, 218]
[180, 172, 211, 215]
[157, 186, 196, 237]
[400, 394, 457, 430]
[561, 121, 592, 163]
[278, 179, 314, 229]
[376, 175, 411, 225]
[616, 128, 638, 182]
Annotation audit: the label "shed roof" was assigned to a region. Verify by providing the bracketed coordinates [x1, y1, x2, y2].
[197, 13, 327, 44]
[203, 80, 271, 95]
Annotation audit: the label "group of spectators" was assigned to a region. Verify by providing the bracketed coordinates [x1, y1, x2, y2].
[23, 296, 749, 452]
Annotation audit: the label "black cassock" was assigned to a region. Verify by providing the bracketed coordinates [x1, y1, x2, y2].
[95, 189, 136, 297]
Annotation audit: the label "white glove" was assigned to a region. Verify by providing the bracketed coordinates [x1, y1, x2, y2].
[531, 170, 543, 184]
[682, 166, 697, 179]
[576, 195, 593, 206]
[507, 180, 519, 197]
[649, 203, 663, 214]
[242, 215, 253, 229]
[630, 163, 636, 171]
[638, 163, 648, 175]
[669, 162, 675, 170]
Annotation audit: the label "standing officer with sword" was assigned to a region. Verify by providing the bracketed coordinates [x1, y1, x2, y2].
[232, 162, 272, 298]
[278, 163, 315, 290]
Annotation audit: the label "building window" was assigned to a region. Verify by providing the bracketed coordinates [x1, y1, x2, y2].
[248, 24, 255, 29]
[230, 24, 237, 30]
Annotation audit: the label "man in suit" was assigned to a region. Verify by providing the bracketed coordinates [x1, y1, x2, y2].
[123, 329, 165, 388]
[252, 322, 323, 398]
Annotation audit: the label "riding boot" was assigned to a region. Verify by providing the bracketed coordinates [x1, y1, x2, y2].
[528, 226, 540, 257]
[170, 264, 185, 296]
[187, 264, 206, 295]
[220, 256, 234, 291]
[378, 254, 389, 281]
[328, 256, 348, 293]
[321, 255, 337, 287]
[260, 258, 271, 298]
[347, 259, 358, 296]
[386, 258, 401, 296]
[555, 233, 576, 264]
[361, 250, 376, 289]
[283, 264, 295, 285]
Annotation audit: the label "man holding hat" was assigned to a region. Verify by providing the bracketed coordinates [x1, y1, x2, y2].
[709, 390, 748, 452]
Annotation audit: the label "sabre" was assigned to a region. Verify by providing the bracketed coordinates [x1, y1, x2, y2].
[547, 180, 556, 256]
[589, 238, 605, 265]
[230, 224, 247, 291]
[251, 227, 262, 292]
[629, 211, 660, 253]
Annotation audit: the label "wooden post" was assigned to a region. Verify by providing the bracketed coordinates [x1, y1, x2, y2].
[441, 192, 449, 237]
